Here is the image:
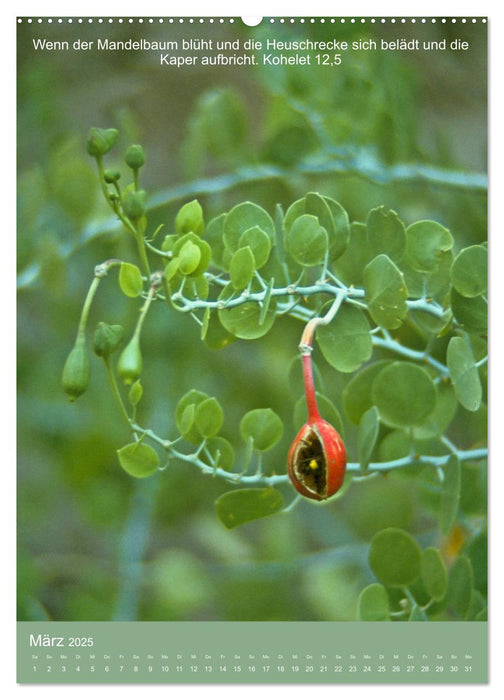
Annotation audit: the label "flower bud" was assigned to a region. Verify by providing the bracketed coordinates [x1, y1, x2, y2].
[62, 340, 91, 401]
[86, 127, 119, 157]
[104, 168, 121, 183]
[117, 335, 142, 385]
[287, 419, 346, 500]
[122, 189, 147, 221]
[125, 144, 146, 170]
[93, 322, 124, 359]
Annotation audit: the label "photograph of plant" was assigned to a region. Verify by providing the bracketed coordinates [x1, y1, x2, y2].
[17, 17, 487, 623]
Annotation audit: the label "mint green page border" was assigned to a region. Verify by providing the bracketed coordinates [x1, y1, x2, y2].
[18, 621, 487, 683]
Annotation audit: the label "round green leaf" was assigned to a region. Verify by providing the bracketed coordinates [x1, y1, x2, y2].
[195, 397, 224, 438]
[378, 430, 413, 462]
[447, 336, 482, 412]
[357, 583, 390, 621]
[173, 233, 212, 277]
[239, 408, 283, 452]
[333, 221, 371, 287]
[412, 383, 458, 439]
[215, 487, 284, 529]
[286, 214, 328, 267]
[322, 195, 351, 260]
[218, 284, 276, 339]
[439, 454, 461, 535]
[178, 240, 202, 275]
[119, 262, 143, 298]
[223, 201, 275, 253]
[369, 527, 421, 586]
[203, 436, 235, 471]
[175, 199, 204, 236]
[451, 245, 487, 297]
[175, 389, 209, 444]
[239, 226, 272, 268]
[405, 220, 454, 273]
[421, 547, 448, 602]
[358, 405, 380, 472]
[284, 193, 350, 262]
[316, 304, 373, 373]
[229, 246, 255, 290]
[366, 206, 406, 262]
[117, 442, 159, 478]
[343, 360, 392, 424]
[371, 362, 437, 428]
[363, 254, 408, 329]
[450, 289, 487, 333]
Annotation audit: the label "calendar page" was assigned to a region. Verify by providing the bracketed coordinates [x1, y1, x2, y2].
[16, 11, 488, 685]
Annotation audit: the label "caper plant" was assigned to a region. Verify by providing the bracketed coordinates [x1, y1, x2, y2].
[62, 127, 487, 621]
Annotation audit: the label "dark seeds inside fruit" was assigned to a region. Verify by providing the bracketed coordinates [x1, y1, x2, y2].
[294, 429, 326, 495]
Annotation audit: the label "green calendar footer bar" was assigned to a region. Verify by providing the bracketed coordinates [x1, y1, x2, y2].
[17, 621, 487, 684]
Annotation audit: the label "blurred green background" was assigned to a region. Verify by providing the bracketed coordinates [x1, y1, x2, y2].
[17, 18, 487, 622]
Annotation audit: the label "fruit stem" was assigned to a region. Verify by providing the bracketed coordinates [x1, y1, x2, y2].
[302, 352, 321, 422]
[298, 292, 346, 423]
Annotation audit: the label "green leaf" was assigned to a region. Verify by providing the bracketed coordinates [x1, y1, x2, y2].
[195, 397, 224, 438]
[451, 245, 487, 298]
[180, 403, 196, 437]
[215, 488, 284, 529]
[175, 199, 204, 236]
[368, 527, 421, 586]
[117, 442, 159, 478]
[446, 555, 474, 618]
[218, 284, 276, 339]
[343, 360, 392, 424]
[202, 436, 235, 471]
[283, 193, 349, 262]
[447, 336, 482, 411]
[412, 383, 458, 439]
[172, 233, 212, 277]
[421, 547, 448, 601]
[322, 195, 351, 261]
[378, 430, 413, 462]
[371, 362, 437, 428]
[316, 305, 373, 373]
[285, 214, 328, 267]
[405, 220, 454, 273]
[366, 206, 406, 262]
[229, 246, 255, 290]
[333, 221, 371, 287]
[203, 313, 237, 350]
[239, 226, 272, 268]
[363, 254, 408, 329]
[450, 289, 487, 333]
[358, 406, 380, 472]
[439, 455, 461, 535]
[205, 213, 228, 270]
[357, 583, 390, 621]
[239, 408, 283, 452]
[175, 389, 209, 444]
[223, 201, 275, 253]
[119, 262, 143, 298]
[178, 240, 202, 275]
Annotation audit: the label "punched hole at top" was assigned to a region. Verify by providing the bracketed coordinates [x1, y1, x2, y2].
[241, 17, 263, 26]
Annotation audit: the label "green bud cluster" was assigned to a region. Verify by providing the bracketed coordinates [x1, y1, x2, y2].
[93, 322, 124, 359]
[125, 144, 146, 170]
[86, 127, 119, 157]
